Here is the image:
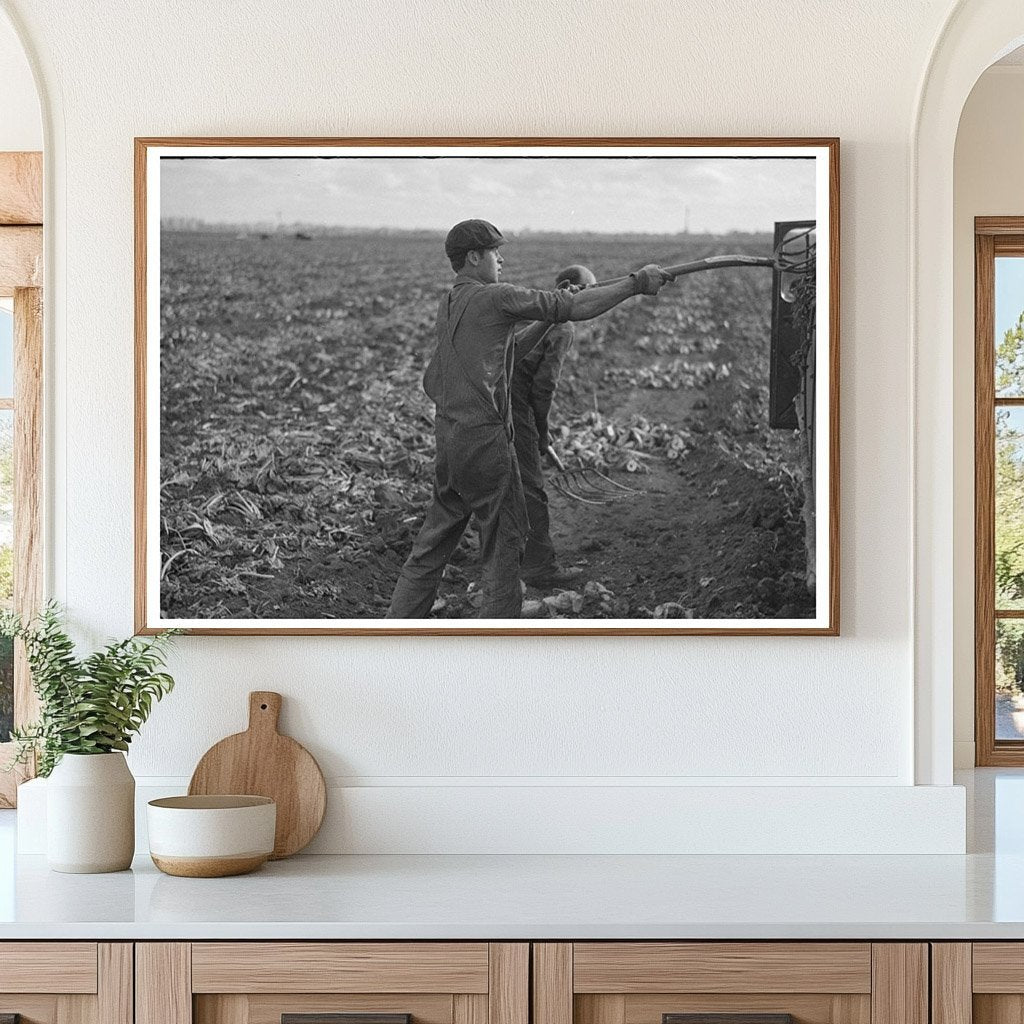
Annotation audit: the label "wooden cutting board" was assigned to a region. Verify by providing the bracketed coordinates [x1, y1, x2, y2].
[188, 691, 326, 859]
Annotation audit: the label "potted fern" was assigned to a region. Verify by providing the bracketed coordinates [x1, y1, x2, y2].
[2, 603, 178, 873]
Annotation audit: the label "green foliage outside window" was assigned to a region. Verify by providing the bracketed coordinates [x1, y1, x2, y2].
[996, 312, 1024, 694]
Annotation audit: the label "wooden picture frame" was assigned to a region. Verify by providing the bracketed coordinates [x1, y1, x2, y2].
[135, 137, 839, 636]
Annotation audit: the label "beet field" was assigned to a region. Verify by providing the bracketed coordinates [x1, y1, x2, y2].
[159, 228, 814, 621]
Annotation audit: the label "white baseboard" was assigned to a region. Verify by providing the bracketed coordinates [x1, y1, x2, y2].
[17, 778, 967, 856]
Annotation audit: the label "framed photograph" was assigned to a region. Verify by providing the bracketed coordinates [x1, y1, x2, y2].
[135, 137, 839, 635]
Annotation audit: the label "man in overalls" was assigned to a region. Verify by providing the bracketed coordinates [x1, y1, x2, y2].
[387, 220, 670, 619]
[512, 265, 598, 588]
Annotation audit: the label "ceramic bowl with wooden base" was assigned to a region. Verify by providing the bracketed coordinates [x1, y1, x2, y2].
[147, 795, 276, 877]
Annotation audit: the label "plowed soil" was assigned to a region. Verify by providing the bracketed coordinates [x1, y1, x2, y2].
[159, 230, 813, 621]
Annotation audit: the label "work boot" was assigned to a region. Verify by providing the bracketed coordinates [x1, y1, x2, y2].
[522, 565, 585, 589]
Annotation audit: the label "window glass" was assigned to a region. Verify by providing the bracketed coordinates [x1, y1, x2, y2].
[0, 408, 11, 742]
[0, 306, 12, 399]
[997, 407, 1024, 610]
[996, 257, 1024, 397]
[997, 620, 1024, 740]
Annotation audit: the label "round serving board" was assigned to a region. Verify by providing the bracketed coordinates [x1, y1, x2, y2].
[187, 691, 326, 859]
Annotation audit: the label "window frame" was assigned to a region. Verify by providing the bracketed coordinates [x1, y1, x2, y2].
[975, 217, 1024, 765]
[0, 151, 43, 807]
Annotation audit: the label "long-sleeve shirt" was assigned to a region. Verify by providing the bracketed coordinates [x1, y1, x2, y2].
[424, 275, 573, 434]
[511, 320, 575, 442]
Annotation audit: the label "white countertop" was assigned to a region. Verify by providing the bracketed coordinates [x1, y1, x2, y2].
[2, 769, 1022, 941]
[0, 849, 1021, 940]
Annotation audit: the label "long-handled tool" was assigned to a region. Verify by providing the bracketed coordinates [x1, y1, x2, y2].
[594, 225, 816, 287]
[595, 253, 776, 287]
[546, 447, 644, 506]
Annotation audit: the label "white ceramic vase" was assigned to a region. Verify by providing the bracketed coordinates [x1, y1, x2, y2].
[46, 752, 135, 873]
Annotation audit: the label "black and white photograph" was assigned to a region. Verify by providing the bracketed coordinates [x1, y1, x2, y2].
[136, 139, 838, 635]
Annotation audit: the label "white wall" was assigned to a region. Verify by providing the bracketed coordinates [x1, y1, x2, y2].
[0, 0, 974, 852]
[952, 65, 1024, 767]
[0, 10, 39, 151]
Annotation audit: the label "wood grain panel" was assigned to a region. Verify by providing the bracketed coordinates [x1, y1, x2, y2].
[826, 132, 841, 637]
[192, 944, 489, 994]
[0, 944, 97, 993]
[0, 995, 59, 1024]
[0, 285, 43, 805]
[187, 690, 327, 859]
[195, 995, 248, 1024]
[0, 748, 31, 808]
[973, 944, 1024, 992]
[488, 944, 528, 1024]
[0, 152, 42, 225]
[241, 994, 453, 1024]
[14, 285, 42, 728]
[534, 944, 572, 1024]
[977, 218, 1024, 236]
[623, 993, 869, 1024]
[133, 136, 148, 634]
[576, 996, 625, 1024]
[56, 993, 95, 1024]
[453, 995, 486, 1024]
[573, 944, 871, 994]
[98, 945, 132, 1024]
[0, 226, 41, 295]
[136, 943, 192, 1024]
[994, 239, 1024, 257]
[870, 945, 927, 1024]
[931, 945, 971, 1024]
[975, 995, 1024, 1024]
[976, 230, 998, 765]
[830, 995, 872, 1024]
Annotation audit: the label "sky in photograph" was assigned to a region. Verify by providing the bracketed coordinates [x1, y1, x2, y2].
[160, 155, 817, 235]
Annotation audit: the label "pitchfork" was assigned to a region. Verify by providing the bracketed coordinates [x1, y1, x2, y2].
[545, 447, 644, 506]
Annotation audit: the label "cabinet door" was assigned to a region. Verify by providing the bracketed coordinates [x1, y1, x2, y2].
[0, 943, 131, 1024]
[942, 943, 1024, 1024]
[137, 943, 528, 1024]
[533, 944, 927, 1024]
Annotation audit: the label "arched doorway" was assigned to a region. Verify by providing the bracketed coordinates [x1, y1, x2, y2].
[914, 1, 1024, 785]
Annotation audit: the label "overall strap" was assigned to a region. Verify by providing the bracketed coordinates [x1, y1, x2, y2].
[516, 323, 555, 363]
[437, 284, 476, 349]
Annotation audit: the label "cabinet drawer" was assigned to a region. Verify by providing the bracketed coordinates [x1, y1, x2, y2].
[0, 943, 130, 1024]
[935, 942, 1024, 1024]
[191, 944, 490, 993]
[139, 942, 528, 1024]
[572, 944, 871, 994]
[534, 944, 926, 1024]
[0, 942, 98, 993]
[973, 944, 1024, 992]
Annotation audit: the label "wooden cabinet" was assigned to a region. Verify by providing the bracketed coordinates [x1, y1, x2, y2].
[0, 943, 132, 1024]
[136, 944, 528, 1024]
[532, 944, 928, 1024]
[932, 943, 1024, 1024]
[0, 938, 944, 1024]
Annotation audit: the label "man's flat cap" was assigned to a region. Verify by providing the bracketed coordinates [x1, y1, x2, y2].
[444, 219, 506, 259]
